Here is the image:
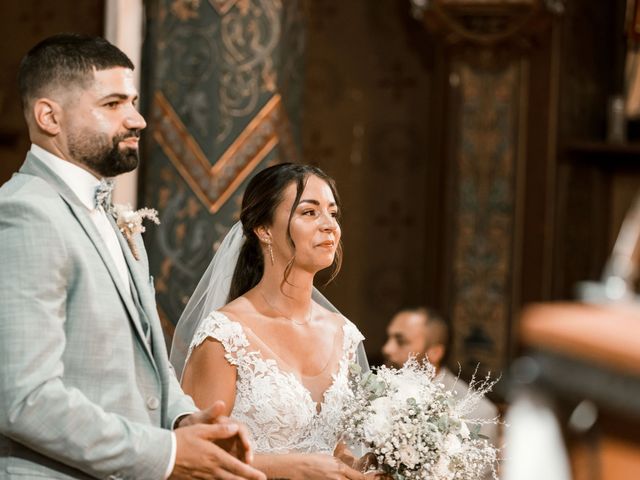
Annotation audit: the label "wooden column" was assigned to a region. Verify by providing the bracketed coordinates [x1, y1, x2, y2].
[411, 0, 564, 377]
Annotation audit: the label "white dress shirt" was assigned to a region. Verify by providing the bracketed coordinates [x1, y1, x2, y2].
[30, 144, 177, 478]
[31, 144, 130, 294]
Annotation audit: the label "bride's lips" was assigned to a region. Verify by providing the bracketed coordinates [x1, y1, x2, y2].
[316, 240, 335, 248]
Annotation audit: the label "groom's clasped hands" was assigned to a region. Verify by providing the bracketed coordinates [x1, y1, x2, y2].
[170, 400, 266, 480]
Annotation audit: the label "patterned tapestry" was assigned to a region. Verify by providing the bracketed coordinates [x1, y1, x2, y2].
[140, 0, 304, 343]
[449, 60, 522, 375]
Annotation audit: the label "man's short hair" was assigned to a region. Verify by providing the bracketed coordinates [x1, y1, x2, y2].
[18, 33, 134, 112]
[402, 306, 451, 358]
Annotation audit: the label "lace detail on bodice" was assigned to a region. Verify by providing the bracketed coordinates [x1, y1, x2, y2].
[187, 311, 364, 454]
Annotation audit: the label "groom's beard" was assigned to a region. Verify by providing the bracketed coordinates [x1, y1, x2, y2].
[68, 130, 140, 178]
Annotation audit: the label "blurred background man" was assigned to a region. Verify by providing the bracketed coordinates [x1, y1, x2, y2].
[382, 307, 499, 450]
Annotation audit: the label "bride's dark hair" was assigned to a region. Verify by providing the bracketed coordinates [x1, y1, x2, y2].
[227, 163, 342, 302]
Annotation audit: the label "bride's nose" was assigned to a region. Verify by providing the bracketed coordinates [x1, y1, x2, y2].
[319, 212, 338, 231]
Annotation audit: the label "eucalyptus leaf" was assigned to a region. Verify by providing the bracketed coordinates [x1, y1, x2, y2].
[437, 416, 449, 431]
[349, 362, 362, 375]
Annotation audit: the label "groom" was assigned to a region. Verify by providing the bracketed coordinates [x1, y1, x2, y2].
[0, 34, 265, 480]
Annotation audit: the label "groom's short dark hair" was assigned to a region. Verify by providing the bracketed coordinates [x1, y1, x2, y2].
[18, 33, 134, 112]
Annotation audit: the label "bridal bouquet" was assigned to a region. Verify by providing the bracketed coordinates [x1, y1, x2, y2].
[340, 359, 499, 480]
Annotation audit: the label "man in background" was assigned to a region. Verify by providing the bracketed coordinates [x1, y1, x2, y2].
[382, 307, 499, 449]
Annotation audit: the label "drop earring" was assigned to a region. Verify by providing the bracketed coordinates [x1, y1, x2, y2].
[267, 242, 274, 265]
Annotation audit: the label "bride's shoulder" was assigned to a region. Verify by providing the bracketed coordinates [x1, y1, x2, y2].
[191, 299, 258, 351]
[214, 296, 263, 335]
[312, 302, 364, 339]
[194, 296, 252, 335]
[217, 296, 254, 322]
[313, 302, 341, 324]
[341, 316, 365, 341]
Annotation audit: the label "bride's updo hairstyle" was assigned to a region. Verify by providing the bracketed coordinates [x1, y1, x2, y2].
[228, 163, 342, 302]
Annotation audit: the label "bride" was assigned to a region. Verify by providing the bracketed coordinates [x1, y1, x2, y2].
[170, 163, 372, 480]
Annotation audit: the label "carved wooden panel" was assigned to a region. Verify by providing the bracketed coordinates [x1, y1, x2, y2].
[141, 0, 304, 341]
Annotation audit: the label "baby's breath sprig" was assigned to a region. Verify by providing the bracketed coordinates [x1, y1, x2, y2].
[112, 204, 160, 260]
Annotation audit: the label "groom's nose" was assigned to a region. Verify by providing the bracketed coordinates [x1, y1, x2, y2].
[123, 105, 147, 131]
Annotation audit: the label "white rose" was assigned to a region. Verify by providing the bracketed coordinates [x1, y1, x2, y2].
[393, 382, 423, 404]
[388, 370, 422, 388]
[398, 445, 420, 469]
[362, 414, 386, 442]
[363, 397, 393, 443]
[435, 456, 454, 479]
[371, 396, 393, 416]
[444, 433, 462, 455]
[459, 421, 470, 439]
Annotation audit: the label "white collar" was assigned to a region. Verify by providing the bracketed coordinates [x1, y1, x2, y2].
[30, 144, 105, 211]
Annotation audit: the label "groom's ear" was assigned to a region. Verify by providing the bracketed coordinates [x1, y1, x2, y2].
[33, 98, 63, 136]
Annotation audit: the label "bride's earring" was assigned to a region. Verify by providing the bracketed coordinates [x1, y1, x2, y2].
[262, 236, 275, 265]
[267, 242, 275, 265]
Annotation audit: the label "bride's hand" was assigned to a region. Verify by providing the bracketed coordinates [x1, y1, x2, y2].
[294, 453, 365, 480]
[333, 442, 357, 468]
[364, 472, 393, 480]
[354, 452, 378, 472]
[332, 443, 389, 478]
[355, 453, 393, 480]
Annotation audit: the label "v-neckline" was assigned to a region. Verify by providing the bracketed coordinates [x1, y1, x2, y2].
[216, 311, 348, 414]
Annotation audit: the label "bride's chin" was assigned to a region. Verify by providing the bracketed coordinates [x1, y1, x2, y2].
[316, 254, 336, 268]
[292, 252, 336, 272]
[318, 260, 336, 272]
[297, 260, 334, 275]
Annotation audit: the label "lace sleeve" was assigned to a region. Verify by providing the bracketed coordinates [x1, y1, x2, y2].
[342, 318, 366, 364]
[186, 311, 249, 368]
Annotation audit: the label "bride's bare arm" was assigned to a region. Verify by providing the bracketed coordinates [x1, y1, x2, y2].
[253, 453, 365, 480]
[181, 338, 237, 415]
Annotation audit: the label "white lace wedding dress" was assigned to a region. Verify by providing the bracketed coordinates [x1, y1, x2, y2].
[186, 311, 365, 454]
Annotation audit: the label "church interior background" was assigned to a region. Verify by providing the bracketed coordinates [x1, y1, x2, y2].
[1, 1, 640, 478]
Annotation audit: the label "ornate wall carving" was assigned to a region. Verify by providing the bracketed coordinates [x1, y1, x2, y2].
[141, 0, 304, 341]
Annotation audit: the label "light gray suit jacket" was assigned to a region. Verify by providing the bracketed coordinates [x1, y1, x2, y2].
[0, 153, 196, 479]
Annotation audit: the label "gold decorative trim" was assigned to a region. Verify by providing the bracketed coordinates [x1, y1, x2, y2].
[208, 0, 239, 15]
[153, 91, 213, 209]
[152, 90, 288, 213]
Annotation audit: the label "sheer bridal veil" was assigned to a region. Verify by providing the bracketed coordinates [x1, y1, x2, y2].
[169, 221, 370, 380]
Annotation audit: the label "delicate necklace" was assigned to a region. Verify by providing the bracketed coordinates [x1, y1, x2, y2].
[260, 291, 312, 326]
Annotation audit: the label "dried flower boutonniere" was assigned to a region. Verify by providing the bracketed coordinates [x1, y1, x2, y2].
[113, 204, 160, 260]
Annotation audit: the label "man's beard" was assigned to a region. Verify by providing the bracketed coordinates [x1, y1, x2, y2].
[385, 360, 403, 369]
[68, 130, 140, 177]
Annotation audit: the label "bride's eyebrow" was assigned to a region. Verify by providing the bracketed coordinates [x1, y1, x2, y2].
[298, 199, 337, 207]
